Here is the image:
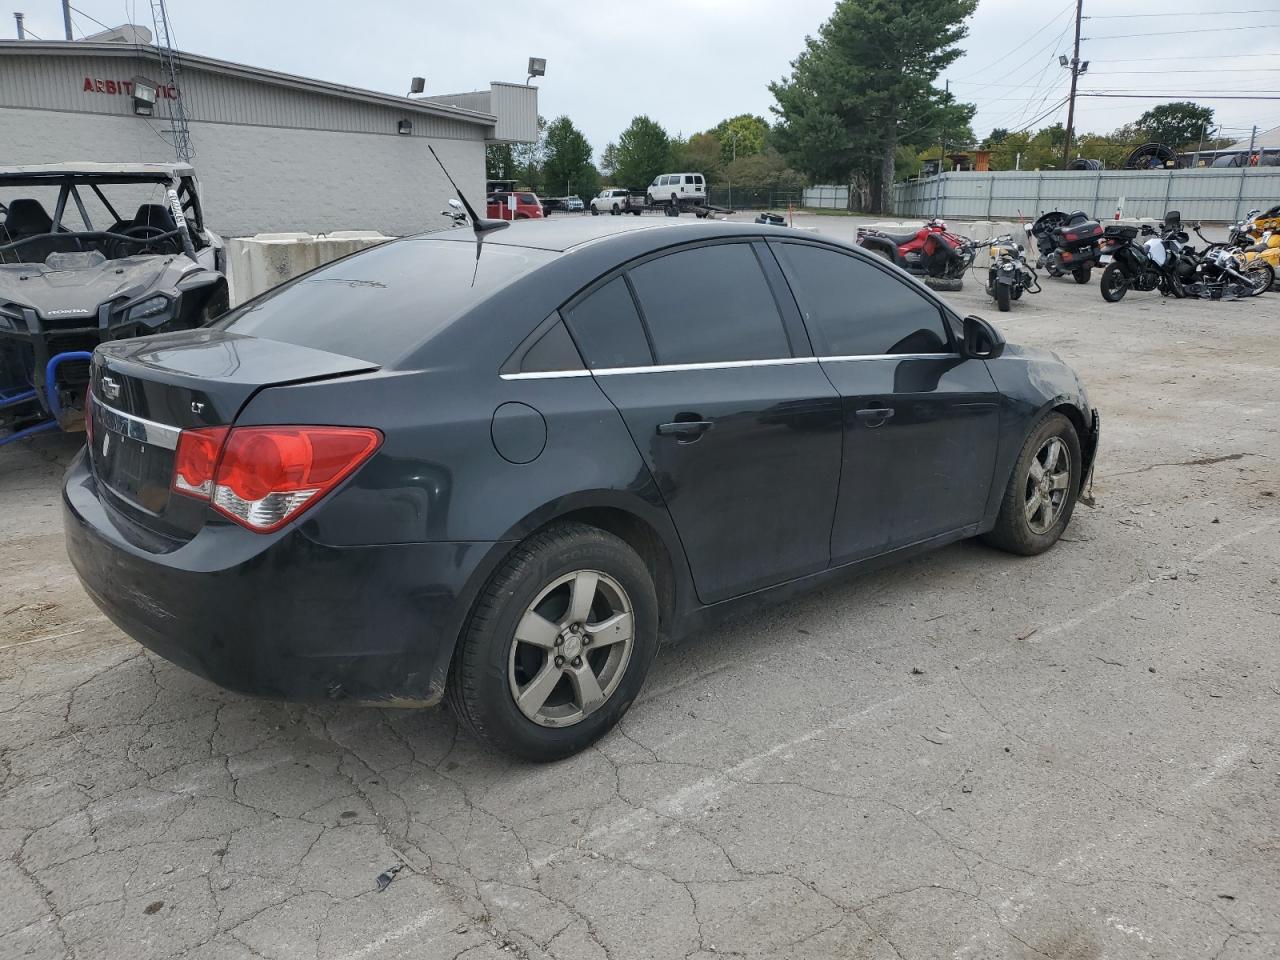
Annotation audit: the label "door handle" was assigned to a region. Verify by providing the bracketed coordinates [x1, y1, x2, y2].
[657, 419, 715, 440]
[854, 406, 895, 427]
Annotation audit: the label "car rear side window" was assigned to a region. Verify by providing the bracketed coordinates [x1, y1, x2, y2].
[627, 243, 792, 365]
[519, 319, 584, 373]
[564, 276, 653, 369]
[520, 194, 538, 205]
[773, 242, 951, 357]
[213, 239, 552, 366]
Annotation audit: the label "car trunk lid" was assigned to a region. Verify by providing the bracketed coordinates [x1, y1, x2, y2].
[89, 329, 377, 541]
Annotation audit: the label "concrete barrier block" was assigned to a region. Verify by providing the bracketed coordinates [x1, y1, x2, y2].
[227, 233, 393, 306]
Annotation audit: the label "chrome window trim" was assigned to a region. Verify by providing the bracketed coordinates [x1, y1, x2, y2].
[818, 352, 960, 363]
[500, 369, 594, 381]
[499, 353, 963, 380]
[91, 395, 182, 450]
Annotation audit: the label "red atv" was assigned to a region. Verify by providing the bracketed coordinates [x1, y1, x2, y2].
[856, 218, 975, 291]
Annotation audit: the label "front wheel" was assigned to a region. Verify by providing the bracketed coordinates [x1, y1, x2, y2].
[1100, 262, 1129, 302]
[996, 282, 1012, 312]
[983, 413, 1081, 556]
[446, 523, 659, 762]
[1073, 266, 1092, 284]
[591, 206, 599, 216]
[1244, 260, 1274, 296]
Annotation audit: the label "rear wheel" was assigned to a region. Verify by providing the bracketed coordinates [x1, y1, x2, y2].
[447, 523, 659, 762]
[611, 204, 620, 215]
[1100, 262, 1129, 302]
[983, 413, 1081, 556]
[996, 283, 1012, 311]
[1073, 266, 1092, 284]
[591, 206, 599, 216]
[924, 276, 963, 292]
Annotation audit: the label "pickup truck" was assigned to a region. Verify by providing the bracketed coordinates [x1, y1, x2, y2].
[589, 189, 644, 216]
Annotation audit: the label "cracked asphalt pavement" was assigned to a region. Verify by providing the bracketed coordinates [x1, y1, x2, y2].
[3, 215, 1279, 959]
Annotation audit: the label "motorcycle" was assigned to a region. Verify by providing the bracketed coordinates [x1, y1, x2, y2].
[441, 197, 468, 227]
[856, 218, 975, 291]
[979, 234, 1040, 311]
[1098, 223, 1172, 302]
[1225, 205, 1280, 289]
[1099, 212, 1273, 302]
[1028, 210, 1104, 284]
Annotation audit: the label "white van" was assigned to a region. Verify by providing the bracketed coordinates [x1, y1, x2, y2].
[646, 173, 706, 205]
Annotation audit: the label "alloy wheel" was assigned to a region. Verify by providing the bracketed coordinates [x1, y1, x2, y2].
[507, 570, 635, 728]
[1024, 437, 1071, 535]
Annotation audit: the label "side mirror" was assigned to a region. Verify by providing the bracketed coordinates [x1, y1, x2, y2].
[962, 314, 1005, 360]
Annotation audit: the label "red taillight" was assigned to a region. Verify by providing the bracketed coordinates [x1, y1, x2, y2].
[171, 425, 382, 532]
[173, 426, 230, 498]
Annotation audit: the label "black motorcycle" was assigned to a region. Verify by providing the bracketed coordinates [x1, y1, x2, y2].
[1029, 210, 1104, 284]
[1098, 223, 1169, 302]
[979, 234, 1040, 311]
[1099, 212, 1273, 302]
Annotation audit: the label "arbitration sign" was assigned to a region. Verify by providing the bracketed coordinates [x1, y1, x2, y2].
[83, 77, 179, 99]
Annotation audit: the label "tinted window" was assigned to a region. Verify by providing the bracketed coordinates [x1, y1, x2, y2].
[685, 175, 695, 184]
[213, 239, 552, 366]
[564, 277, 653, 369]
[519, 194, 538, 205]
[628, 243, 791, 364]
[520, 319, 583, 373]
[774, 243, 951, 356]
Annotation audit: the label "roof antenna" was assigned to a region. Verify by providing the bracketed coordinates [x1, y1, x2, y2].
[427, 145, 508, 265]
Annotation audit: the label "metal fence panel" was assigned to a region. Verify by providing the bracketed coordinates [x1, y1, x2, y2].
[893, 169, 1280, 222]
[803, 185, 848, 209]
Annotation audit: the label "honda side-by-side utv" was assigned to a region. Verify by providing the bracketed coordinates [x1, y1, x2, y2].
[0, 163, 227, 445]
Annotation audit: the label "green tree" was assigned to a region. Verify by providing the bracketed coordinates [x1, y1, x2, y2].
[615, 116, 672, 191]
[486, 143, 516, 182]
[712, 114, 769, 166]
[984, 127, 1010, 147]
[512, 114, 548, 192]
[1136, 102, 1215, 150]
[599, 142, 619, 180]
[673, 132, 724, 179]
[770, 0, 977, 212]
[542, 116, 597, 200]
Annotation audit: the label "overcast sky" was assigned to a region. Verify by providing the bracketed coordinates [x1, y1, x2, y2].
[15, 0, 1279, 156]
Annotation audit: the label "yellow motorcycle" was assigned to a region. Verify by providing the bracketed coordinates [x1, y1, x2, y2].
[1229, 206, 1280, 288]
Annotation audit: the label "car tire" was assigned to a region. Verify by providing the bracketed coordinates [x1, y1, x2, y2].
[446, 522, 659, 762]
[611, 204, 620, 215]
[591, 206, 599, 216]
[983, 412, 1081, 556]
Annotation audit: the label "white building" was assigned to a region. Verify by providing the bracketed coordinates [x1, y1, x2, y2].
[0, 39, 537, 237]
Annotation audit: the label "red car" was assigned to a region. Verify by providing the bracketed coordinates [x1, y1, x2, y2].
[486, 191, 544, 220]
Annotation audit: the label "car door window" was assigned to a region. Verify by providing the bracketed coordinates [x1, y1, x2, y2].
[563, 276, 653, 369]
[627, 243, 792, 364]
[774, 242, 952, 357]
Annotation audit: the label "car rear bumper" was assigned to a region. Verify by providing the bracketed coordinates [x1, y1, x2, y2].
[62, 449, 500, 706]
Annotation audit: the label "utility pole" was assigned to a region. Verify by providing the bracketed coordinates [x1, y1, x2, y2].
[1062, 0, 1084, 168]
[61, 0, 72, 39]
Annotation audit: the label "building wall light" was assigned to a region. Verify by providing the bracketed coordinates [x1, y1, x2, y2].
[398, 119, 413, 135]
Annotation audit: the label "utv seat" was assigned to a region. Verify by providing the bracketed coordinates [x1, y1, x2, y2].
[131, 203, 179, 232]
[0, 199, 79, 263]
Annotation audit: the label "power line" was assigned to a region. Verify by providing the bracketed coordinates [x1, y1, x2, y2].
[1083, 25, 1263, 39]
[1090, 53, 1280, 62]
[1081, 93, 1280, 100]
[69, 4, 114, 33]
[949, 2, 1075, 81]
[1083, 8, 1276, 16]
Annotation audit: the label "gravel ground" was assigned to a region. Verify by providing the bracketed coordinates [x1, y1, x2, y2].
[2, 215, 1279, 960]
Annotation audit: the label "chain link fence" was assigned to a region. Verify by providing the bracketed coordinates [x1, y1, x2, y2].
[709, 186, 805, 210]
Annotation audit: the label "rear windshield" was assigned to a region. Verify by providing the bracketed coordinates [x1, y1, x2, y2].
[211, 238, 552, 366]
